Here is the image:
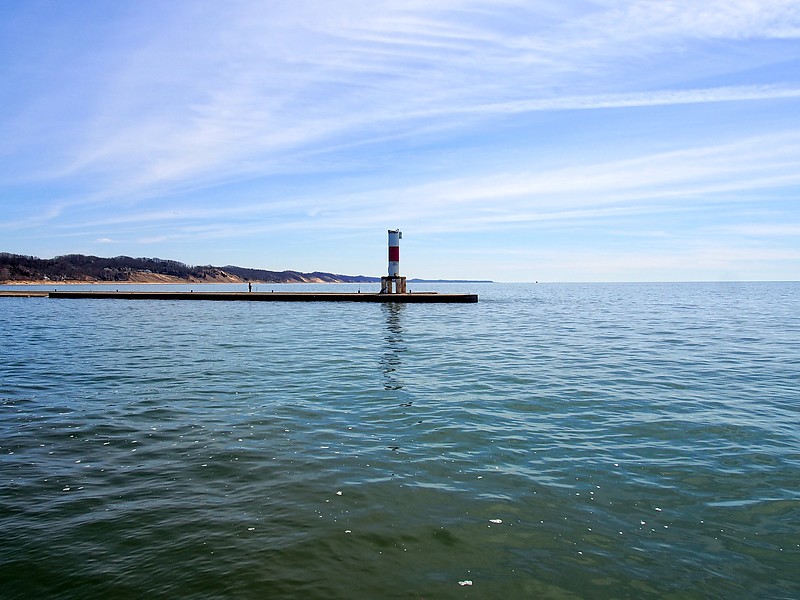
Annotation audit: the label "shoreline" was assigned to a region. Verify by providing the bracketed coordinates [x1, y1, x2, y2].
[1, 281, 243, 286]
[0, 279, 361, 286]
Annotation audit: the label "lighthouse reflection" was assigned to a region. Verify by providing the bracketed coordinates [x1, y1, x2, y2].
[380, 302, 406, 391]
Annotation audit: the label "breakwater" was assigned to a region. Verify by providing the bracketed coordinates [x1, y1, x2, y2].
[33, 290, 478, 302]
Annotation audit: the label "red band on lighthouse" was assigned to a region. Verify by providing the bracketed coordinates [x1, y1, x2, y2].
[388, 247, 399, 262]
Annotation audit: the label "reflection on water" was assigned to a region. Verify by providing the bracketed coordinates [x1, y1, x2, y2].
[380, 303, 406, 391]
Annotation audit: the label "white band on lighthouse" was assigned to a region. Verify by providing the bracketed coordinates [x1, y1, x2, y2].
[388, 229, 401, 277]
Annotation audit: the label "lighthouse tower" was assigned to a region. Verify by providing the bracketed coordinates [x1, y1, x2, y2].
[380, 229, 407, 294]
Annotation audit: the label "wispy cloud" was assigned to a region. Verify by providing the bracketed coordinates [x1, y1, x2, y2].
[19, 127, 800, 244]
[715, 224, 800, 237]
[1, 1, 799, 279]
[8, 1, 796, 197]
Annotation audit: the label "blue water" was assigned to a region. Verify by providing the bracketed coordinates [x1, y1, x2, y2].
[1, 282, 798, 599]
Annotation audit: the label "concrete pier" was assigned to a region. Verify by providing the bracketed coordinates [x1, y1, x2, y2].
[38, 290, 478, 303]
[0, 290, 49, 297]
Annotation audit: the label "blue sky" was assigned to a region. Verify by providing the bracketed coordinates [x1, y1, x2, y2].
[1, 0, 799, 282]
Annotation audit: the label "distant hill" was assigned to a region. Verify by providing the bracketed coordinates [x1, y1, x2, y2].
[0, 253, 379, 284]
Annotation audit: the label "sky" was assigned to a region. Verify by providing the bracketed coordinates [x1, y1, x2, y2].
[1, 0, 799, 282]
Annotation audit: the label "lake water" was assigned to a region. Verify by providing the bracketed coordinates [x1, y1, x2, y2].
[1, 282, 798, 599]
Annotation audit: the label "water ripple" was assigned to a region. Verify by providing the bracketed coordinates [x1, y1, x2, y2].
[2, 282, 799, 598]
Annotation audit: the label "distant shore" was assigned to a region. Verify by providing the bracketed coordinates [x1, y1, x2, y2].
[1, 253, 491, 285]
[0, 279, 352, 286]
[0, 276, 241, 286]
[0, 275, 354, 286]
[2, 277, 491, 285]
[2, 280, 233, 285]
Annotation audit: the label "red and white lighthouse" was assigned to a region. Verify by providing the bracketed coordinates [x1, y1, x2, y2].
[381, 229, 407, 294]
[388, 229, 401, 277]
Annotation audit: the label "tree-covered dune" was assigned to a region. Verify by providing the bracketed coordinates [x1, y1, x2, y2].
[0, 253, 379, 284]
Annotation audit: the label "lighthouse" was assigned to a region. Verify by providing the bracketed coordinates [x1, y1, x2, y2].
[388, 229, 401, 276]
[380, 229, 407, 294]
